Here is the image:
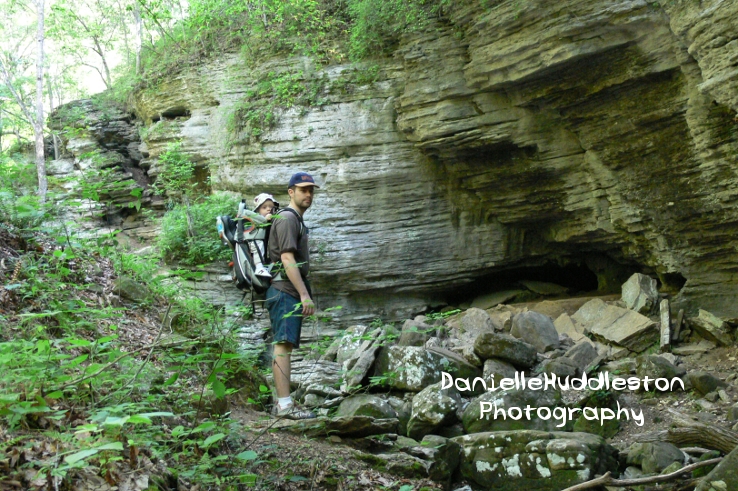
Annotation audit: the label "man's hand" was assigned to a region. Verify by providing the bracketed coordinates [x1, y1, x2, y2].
[300, 296, 316, 316]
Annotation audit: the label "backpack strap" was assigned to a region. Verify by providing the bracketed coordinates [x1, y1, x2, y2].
[270, 207, 307, 282]
[277, 207, 306, 241]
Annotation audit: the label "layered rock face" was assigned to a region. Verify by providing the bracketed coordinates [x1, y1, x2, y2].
[128, 0, 738, 319]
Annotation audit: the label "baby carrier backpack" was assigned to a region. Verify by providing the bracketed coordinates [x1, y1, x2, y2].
[216, 201, 304, 295]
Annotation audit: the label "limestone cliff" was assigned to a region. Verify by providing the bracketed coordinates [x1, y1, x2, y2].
[101, 0, 738, 319]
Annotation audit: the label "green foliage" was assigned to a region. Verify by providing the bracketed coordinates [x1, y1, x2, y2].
[228, 70, 329, 140]
[0, 153, 47, 229]
[153, 141, 197, 202]
[158, 193, 240, 265]
[0, 216, 267, 488]
[347, 0, 444, 60]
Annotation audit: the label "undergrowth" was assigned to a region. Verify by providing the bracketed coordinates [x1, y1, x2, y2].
[0, 159, 270, 490]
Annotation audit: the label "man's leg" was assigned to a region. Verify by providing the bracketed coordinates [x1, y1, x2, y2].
[265, 286, 315, 419]
[272, 341, 292, 399]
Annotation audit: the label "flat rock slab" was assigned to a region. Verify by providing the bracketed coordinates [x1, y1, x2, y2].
[688, 309, 734, 346]
[451, 430, 618, 490]
[281, 416, 399, 438]
[471, 290, 524, 310]
[473, 332, 538, 368]
[672, 339, 717, 356]
[519, 280, 569, 296]
[572, 299, 658, 352]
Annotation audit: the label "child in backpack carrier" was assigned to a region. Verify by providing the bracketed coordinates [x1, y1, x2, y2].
[248, 193, 278, 279]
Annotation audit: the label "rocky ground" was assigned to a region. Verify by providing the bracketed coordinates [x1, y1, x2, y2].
[3, 222, 738, 491]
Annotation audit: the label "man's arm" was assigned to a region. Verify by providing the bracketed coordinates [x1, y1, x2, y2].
[281, 251, 315, 316]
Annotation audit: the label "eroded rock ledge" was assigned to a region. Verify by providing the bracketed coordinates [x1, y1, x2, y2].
[75, 0, 738, 319]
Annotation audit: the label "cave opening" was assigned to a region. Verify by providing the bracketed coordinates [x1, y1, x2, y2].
[442, 254, 645, 307]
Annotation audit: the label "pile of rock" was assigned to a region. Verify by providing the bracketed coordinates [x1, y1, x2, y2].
[279, 273, 738, 490]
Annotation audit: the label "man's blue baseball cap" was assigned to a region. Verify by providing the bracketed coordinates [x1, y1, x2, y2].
[288, 172, 320, 188]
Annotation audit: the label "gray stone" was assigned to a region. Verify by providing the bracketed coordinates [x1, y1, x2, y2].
[336, 394, 397, 420]
[572, 299, 658, 352]
[336, 325, 372, 365]
[47, 158, 76, 175]
[626, 442, 684, 474]
[689, 310, 734, 347]
[672, 340, 717, 356]
[540, 357, 580, 378]
[461, 387, 563, 434]
[340, 328, 384, 391]
[687, 371, 728, 396]
[407, 382, 462, 440]
[474, 331, 538, 368]
[564, 339, 598, 370]
[635, 355, 686, 391]
[285, 416, 399, 438]
[554, 313, 586, 342]
[460, 308, 495, 336]
[373, 346, 481, 392]
[112, 276, 150, 304]
[511, 311, 560, 353]
[621, 273, 659, 315]
[371, 452, 430, 478]
[398, 319, 433, 347]
[728, 404, 738, 421]
[452, 431, 618, 490]
[417, 435, 461, 483]
[482, 358, 517, 382]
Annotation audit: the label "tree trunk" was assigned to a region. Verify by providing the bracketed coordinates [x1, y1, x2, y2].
[47, 75, 59, 160]
[35, 0, 48, 203]
[134, 4, 142, 75]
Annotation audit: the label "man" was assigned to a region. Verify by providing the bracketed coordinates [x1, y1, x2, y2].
[266, 171, 318, 419]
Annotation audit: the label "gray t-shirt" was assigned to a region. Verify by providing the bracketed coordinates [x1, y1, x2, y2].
[268, 207, 310, 299]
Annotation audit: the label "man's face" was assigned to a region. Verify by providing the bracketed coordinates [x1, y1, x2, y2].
[290, 185, 315, 210]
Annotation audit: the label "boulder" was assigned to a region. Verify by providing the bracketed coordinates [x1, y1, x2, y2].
[336, 394, 398, 419]
[340, 328, 384, 391]
[689, 310, 734, 347]
[367, 452, 430, 478]
[462, 387, 564, 434]
[286, 416, 399, 438]
[373, 346, 481, 392]
[336, 325, 372, 364]
[398, 319, 433, 347]
[635, 355, 686, 391]
[47, 158, 76, 175]
[452, 431, 618, 490]
[460, 308, 496, 337]
[417, 435, 461, 482]
[112, 276, 151, 304]
[554, 313, 586, 342]
[686, 371, 727, 396]
[621, 273, 659, 314]
[510, 311, 560, 353]
[572, 299, 658, 352]
[564, 339, 598, 371]
[474, 332, 538, 368]
[407, 382, 462, 440]
[540, 357, 579, 378]
[291, 360, 341, 390]
[482, 358, 517, 382]
[626, 442, 684, 474]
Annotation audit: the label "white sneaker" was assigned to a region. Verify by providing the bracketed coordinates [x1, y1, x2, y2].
[254, 265, 272, 278]
[271, 402, 316, 420]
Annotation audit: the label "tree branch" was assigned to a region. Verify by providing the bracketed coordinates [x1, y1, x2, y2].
[560, 457, 724, 491]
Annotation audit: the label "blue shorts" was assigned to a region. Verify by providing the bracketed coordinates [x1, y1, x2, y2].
[265, 286, 303, 348]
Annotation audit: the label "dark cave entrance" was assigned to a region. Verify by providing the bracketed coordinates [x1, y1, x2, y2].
[442, 254, 646, 307]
